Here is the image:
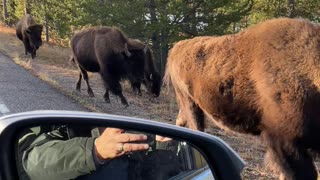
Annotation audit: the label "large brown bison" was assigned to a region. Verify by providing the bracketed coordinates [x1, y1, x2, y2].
[165, 18, 320, 179]
[16, 14, 43, 59]
[71, 26, 161, 107]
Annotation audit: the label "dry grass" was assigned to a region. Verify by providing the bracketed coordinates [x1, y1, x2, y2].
[0, 24, 15, 34]
[0, 25, 72, 67]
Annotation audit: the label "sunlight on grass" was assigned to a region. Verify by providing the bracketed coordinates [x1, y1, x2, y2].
[0, 24, 72, 68]
[0, 24, 15, 34]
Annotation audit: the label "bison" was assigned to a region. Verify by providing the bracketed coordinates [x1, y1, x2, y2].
[70, 26, 161, 107]
[165, 18, 320, 180]
[16, 14, 43, 59]
[127, 38, 161, 97]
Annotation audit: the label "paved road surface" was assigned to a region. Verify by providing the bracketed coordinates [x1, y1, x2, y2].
[0, 53, 88, 116]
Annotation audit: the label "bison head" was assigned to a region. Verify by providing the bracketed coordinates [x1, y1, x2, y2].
[145, 72, 161, 97]
[26, 24, 43, 52]
[142, 46, 161, 97]
[125, 50, 146, 84]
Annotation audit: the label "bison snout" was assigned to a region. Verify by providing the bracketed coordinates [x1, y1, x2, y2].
[152, 92, 160, 97]
[36, 42, 42, 49]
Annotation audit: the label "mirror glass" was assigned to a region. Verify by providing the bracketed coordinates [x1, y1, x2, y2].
[15, 124, 214, 180]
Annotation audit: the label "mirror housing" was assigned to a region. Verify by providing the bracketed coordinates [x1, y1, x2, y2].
[0, 110, 245, 180]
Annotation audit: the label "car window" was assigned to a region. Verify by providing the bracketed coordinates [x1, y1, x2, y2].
[15, 125, 214, 180]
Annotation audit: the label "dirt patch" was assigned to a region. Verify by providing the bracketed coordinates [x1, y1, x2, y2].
[1, 26, 318, 179]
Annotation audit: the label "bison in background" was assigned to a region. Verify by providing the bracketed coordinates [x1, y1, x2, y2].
[70, 26, 161, 107]
[165, 18, 320, 180]
[127, 38, 161, 97]
[16, 14, 43, 59]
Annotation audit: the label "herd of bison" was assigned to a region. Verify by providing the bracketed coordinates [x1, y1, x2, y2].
[14, 14, 320, 179]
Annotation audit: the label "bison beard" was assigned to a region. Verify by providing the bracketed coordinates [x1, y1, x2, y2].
[16, 14, 43, 59]
[165, 18, 320, 180]
[70, 27, 161, 107]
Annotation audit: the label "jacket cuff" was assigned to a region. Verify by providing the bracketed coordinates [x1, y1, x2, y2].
[85, 137, 97, 171]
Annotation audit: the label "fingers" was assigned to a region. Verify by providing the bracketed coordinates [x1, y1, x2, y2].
[156, 135, 172, 142]
[122, 143, 149, 152]
[117, 133, 147, 143]
[106, 128, 125, 134]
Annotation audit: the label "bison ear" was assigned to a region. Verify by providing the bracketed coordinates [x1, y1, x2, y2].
[39, 24, 43, 30]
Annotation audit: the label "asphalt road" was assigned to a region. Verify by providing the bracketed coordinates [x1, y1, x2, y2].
[0, 53, 88, 116]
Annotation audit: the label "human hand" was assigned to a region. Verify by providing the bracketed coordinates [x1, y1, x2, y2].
[95, 128, 149, 160]
[156, 135, 172, 142]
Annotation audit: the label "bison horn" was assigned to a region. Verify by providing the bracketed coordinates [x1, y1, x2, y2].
[143, 45, 148, 54]
[149, 74, 153, 80]
[26, 28, 32, 34]
[124, 43, 132, 57]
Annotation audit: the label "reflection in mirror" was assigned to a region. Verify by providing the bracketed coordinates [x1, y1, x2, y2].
[15, 124, 214, 180]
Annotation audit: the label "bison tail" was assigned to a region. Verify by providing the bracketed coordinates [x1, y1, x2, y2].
[68, 55, 76, 66]
[163, 62, 174, 97]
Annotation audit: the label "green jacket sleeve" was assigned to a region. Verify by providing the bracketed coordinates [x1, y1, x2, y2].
[21, 131, 97, 180]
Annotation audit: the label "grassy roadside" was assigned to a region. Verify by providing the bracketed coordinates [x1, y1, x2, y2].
[0, 24, 100, 112]
[0, 24, 176, 121]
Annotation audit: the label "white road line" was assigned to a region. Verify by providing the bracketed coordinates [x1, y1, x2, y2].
[0, 99, 10, 114]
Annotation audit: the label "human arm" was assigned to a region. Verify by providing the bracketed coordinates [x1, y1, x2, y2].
[20, 127, 150, 180]
[20, 128, 97, 180]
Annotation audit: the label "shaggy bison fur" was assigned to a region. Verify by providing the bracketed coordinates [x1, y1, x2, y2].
[16, 14, 43, 59]
[165, 18, 320, 179]
[71, 26, 161, 106]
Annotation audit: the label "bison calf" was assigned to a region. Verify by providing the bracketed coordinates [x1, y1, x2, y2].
[71, 27, 161, 107]
[165, 18, 320, 180]
[16, 14, 43, 59]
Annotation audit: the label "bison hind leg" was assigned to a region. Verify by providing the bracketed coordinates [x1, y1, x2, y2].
[78, 66, 94, 97]
[175, 89, 205, 131]
[76, 72, 82, 91]
[262, 132, 318, 180]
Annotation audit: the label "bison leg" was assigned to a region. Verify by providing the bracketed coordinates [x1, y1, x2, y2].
[103, 89, 110, 103]
[175, 88, 205, 131]
[262, 132, 318, 180]
[23, 38, 30, 55]
[100, 72, 129, 107]
[119, 94, 129, 107]
[131, 82, 142, 96]
[76, 72, 82, 91]
[78, 66, 94, 97]
[31, 51, 36, 59]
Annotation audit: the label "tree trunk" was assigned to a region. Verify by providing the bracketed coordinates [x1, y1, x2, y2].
[288, 0, 295, 18]
[159, 31, 169, 77]
[25, 0, 31, 14]
[45, 14, 49, 43]
[3, 0, 8, 24]
[44, 0, 49, 43]
[148, 0, 161, 74]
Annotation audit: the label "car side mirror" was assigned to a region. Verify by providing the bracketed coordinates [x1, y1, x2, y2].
[0, 110, 245, 180]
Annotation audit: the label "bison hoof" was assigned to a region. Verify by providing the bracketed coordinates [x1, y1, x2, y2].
[121, 99, 129, 107]
[88, 89, 95, 97]
[123, 103, 129, 108]
[104, 98, 110, 103]
[76, 85, 81, 91]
